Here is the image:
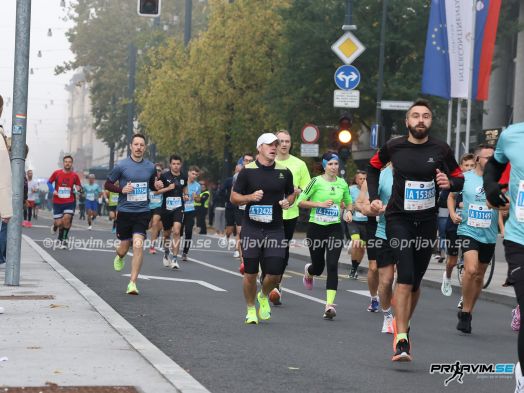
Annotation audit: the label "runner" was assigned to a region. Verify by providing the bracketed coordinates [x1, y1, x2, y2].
[483, 121, 524, 391]
[298, 152, 352, 319]
[106, 184, 119, 233]
[273, 130, 311, 305]
[357, 163, 396, 332]
[48, 155, 83, 249]
[440, 153, 475, 301]
[348, 171, 368, 279]
[231, 133, 294, 325]
[157, 155, 187, 269]
[83, 174, 102, 230]
[148, 164, 164, 254]
[450, 145, 499, 334]
[181, 166, 201, 261]
[104, 134, 164, 294]
[367, 99, 464, 361]
[23, 169, 37, 228]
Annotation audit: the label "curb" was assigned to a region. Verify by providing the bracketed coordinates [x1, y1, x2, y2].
[23, 234, 211, 393]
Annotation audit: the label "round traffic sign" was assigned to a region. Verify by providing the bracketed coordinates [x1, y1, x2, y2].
[334, 65, 361, 91]
[301, 124, 320, 143]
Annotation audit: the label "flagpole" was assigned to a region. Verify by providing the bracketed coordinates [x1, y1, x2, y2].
[446, 99, 453, 145]
[465, 0, 477, 153]
[455, 99, 462, 160]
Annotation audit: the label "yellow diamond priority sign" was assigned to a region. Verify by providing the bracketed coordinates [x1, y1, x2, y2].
[331, 31, 366, 65]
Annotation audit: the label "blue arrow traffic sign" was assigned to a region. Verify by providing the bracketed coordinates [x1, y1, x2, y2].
[334, 65, 361, 91]
[370, 123, 379, 149]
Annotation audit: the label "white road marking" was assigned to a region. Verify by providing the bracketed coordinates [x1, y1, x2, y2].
[122, 273, 226, 292]
[346, 289, 371, 297]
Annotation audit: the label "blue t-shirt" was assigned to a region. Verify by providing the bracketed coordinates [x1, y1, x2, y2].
[184, 181, 202, 213]
[107, 157, 155, 213]
[494, 122, 524, 247]
[83, 183, 101, 202]
[376, 166, 393, 240]
[457, 170, 498, 244]
[350, 184, 368, 222]
[149, 190, 163, 209]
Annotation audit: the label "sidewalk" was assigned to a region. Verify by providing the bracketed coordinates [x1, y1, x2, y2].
[0, 236, 210, 393]
[287, 232, 515, 307]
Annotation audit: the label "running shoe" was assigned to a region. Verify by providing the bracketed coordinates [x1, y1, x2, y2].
[126, 281, 139, 295]
[113, 255, 125, 272]
[392, 339, 412, 362]
[182, 253, 188, 261]
[349, 267, 358, 280]
[323, 304, 336, 320]
[515, 362, 524, 393]
[162, 249, 170, 267]
[169, 256, 180, 270]
[59, 241, 68, 250]
[456, 311, 472, 334]
[303, 263, 314, 290]
[148, 246, 156, 255]
[245, 307, 258, 325]
[88, 225, 92, 230]
[512, 305, 521, 332]
[50, 224, 57, 234]
[441, 271, 452, 296]
[367, 298, 379, 312]
[382, 314, 394, 334]
[269, 287, 282, 306]
[0, 306, 4, 314]
[257, 291, 271, 320]
[233, 250, 240, 258]
[457, 296, 464, 310]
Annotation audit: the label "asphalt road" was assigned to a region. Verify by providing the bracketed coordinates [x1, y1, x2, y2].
[25, 214, 517, 393]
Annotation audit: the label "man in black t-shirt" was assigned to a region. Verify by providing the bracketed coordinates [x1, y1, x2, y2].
[367, 99, 464, 362]
[231, 133, 294, 325]
[157, 155, 188, 269]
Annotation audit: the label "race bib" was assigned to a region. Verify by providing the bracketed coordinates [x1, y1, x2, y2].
[86, 192, 95, 201]
[467, 203, 493, 228]
[110, 194, 119, 203]
[126, 182, 148, 202]
[150, 191, 162, 205]
[354, 210, 366, 219]
[249, 205, 273, 223]
[166, 197, 182, 211]
[184, 201, 194, 211]
[404, 180, 436, 211]
[315, 204, 340, 223]
[58, 187, 71, 199]
[239, 204, 246, 211]
[516, 180, 524, 223]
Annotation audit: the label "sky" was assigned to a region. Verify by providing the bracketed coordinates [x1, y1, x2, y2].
[0, 0, 74, 178]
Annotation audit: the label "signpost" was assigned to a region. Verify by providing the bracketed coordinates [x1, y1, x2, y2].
[381, 100, 413, 111]
[301, 123, 320, 144]
[333, 90, 359, 109]
[370, 123, 379, 149]
[334, 65, 361, 90]
[300, 144, 319, 157]
[331, 31, 366, 65]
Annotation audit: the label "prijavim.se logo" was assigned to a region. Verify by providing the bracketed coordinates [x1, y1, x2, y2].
[429, 361, 514, 386]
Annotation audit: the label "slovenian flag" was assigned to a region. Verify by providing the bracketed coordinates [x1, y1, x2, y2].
[421, 0, 501, 101]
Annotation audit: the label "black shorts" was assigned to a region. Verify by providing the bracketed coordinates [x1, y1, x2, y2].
[116, 211, 151, 241]
[504, 240, 524, 286]
[366, 219, 378, 261]
[446, 229, 460, 256]
[161, 208, 184, 230]
[241, 222, 285, 275]
[235, 208, 245, 227]
[151, 207, 162, 216]
[375, 237, 397, 268]
[348, 220, 368, 242]
[458, 235, 496, 264]
[108, 206, 117, 213]
[225, 207, 236, 227]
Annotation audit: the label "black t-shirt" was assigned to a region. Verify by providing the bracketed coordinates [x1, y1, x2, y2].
[233, 160, 294, 228]
[159, 171, 187, 210]
[367, 135, 464, 221]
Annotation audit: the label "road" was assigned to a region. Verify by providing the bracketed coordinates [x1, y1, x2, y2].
[25, 214, 516, 393]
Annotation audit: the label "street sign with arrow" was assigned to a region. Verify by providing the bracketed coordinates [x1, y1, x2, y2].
[334, 65, 361, 91]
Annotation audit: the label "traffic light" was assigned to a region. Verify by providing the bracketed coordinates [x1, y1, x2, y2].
[138, 0, 161, 17]
[337, 113, 353, 160]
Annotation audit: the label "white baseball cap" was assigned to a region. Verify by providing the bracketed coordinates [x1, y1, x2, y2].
[256, 133, 278, 149]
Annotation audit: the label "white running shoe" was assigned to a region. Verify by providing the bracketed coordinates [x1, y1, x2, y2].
[88, 225, 92, 230]
[382, 314, 394, 334]
[0, 306, 4, 314]
[441, 271, 452, 296]
[169, 256, 180, 269]
[233, 250, 240, 258]
[457, 296, 464, 309]
[162, 254, 170, 267]
[515, 363, 524, 393]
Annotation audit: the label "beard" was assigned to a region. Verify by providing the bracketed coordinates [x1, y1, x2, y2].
[408, 123, 430, 140]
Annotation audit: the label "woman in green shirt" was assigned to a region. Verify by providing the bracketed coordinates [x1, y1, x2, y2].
[298, 152, 352, 319]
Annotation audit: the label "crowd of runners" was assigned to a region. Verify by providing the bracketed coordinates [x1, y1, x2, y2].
[32, 99, 524, 388]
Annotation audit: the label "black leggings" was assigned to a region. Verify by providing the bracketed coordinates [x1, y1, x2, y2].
[504, 240, 524, 373]
[306, 223, 343, 291]
[283, 217, 298, 268]
[23, 206, 33, 221]
[386, 217, 437, 292]
[183, 211, 196, 254]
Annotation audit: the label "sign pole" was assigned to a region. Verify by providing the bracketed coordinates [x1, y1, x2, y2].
[374, 0, 389, 146]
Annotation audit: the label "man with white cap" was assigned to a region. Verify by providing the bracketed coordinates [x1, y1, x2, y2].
[231, 133, 295, 325]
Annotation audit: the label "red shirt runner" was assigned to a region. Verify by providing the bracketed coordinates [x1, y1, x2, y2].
[48, 170, 81, 205]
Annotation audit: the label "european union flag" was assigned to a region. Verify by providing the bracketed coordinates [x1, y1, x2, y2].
[421, 0, 451, 100]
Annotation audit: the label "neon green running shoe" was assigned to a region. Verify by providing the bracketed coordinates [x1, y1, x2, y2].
[245, 306, 258, 325]
[126, 281, 139, 295]
[257, 291, 271, 320]
[113, 255, 125, 272]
